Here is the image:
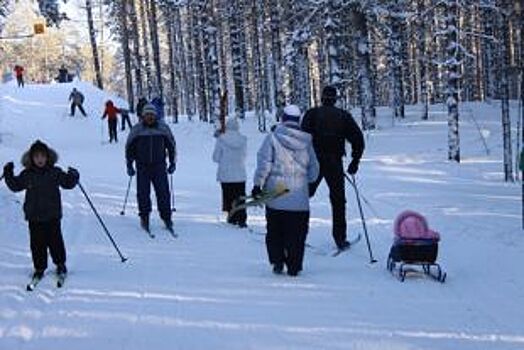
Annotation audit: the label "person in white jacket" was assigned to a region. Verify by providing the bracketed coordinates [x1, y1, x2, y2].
[213, 118, 248, 227]
[252, 105, 319, 276]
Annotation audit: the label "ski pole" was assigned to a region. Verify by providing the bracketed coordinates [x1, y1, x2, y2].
[78, 182, 128, 262]
[170, 174, 176, 212]
[0, 174, 4, 182]
[120, 176, 132, 216]
[345, 174, 377, 264]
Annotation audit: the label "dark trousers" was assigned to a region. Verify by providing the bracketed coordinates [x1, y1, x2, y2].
[221, 182, 247, 225]
[121, 114, 132, 130]
[310, 155, 347, 247]
[28, 220, 66, 272]
[71, 103, 87, 117]
[265, 208, 309, 274]
[136, 163, 171, 221]
[17, 76, 24, 87]
[108, 119, 118, 142]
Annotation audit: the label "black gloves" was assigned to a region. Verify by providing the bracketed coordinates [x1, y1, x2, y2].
[127, 162, 136, 177]
[67, 167, 80, 180]
[3, 162, 14, 176]
[347, 159, 360, 175]
[167, 163, 176, 174]
[251, 185, 262, 198]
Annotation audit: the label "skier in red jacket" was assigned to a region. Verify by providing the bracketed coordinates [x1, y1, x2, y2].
[101, 100, 119, 143]
[14, 65, 25, 88]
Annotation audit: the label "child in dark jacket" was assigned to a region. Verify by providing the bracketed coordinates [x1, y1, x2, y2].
[3, 140, 79, 279]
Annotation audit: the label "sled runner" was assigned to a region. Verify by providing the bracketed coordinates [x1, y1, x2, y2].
[386, 210, 446, 283]
[228, 186, 289, 220]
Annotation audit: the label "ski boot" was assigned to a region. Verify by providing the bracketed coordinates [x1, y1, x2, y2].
[56, 264, 68, 275]
[140, 215, 150, 232]
[272, 263, 284, 275]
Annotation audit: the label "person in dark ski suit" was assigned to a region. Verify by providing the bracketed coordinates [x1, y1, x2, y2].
[69, 88, 87, 117]
[252, 105, 319, 276]
[118, 107, 133, 131]
[58, 65, 69, 83]
[151, 97, 165, 121]
[3, 140, 79, 279]
[301, 86, 365, 251]
[125, 104, 177, 231]
[136, 97, 148, 121]
[101, 100, 119, 143]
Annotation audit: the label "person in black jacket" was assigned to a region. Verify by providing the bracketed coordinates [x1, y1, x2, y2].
[301, 86, 365, 251]
[3, 140, 79, 279]
[126, 104, 177, 232]
[136, 97, 148, 121]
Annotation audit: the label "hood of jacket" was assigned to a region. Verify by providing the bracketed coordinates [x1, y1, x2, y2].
[21, 146, 59, 169]
[273, 123, 311, 151]
[220, 130, 246, 149]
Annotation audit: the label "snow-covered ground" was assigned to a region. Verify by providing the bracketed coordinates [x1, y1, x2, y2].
[0, 81, 522, 350]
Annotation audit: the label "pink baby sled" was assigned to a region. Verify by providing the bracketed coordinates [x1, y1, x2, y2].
[387, 210, 447, 283]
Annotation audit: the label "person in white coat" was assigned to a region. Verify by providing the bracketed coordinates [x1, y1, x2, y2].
[213, 118, 248, 227]
[252, 105, 319, 276]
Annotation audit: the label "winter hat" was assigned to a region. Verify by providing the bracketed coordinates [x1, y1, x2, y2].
[226, 118, 240, 131]
[321, 86, 338, 106]
[281, 105, 301, 124]
[142, 103, 157, 117]
[29, 140, 50, 157]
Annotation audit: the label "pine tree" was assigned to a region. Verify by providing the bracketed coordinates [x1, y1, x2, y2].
[85, 0, 103, 89]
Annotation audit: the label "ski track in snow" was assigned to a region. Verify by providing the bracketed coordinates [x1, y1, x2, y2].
[0, 81, 523, 349]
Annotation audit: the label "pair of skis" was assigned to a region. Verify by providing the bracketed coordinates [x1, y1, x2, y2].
[26, 272, 66, 291]
[247, 226, 362, 257]
[142, 224, 178, 239]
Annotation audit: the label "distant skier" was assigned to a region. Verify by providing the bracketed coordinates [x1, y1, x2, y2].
[2, 140, 79, 281]
[57, 65, 69, 83]
[14, 65, 25, 88]
[118, 107, 133, 131]
[151, 96, 165, 121]
[69, 88, 87, 117]
[101, 100, 119, 143]
[301, 86, 365, 251]
[212, 118, 248, 227]
[136, 97, 148, 121]
[125, 103, 177, 232]
[252, 105, 319, 276]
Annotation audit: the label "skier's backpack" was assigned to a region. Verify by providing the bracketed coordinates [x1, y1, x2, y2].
[387, 210, 446, 282]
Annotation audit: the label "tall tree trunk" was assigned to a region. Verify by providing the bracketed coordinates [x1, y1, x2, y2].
[147, 0, 163, 99]
[139, 0, 153, 98]
[229, 0, 246, 119]
[120, 0, 134, 111]
[86, 0, 103, 89]
[251, 0, 268, 131]
[166, 5, 178, 123]
[129, 0, 143, 102]
[417, 0, 429, 119]
[269, 0, 284, 112]
[325, 1, 343, 88]
[173, 6, 187, 117]
[446, 0, 460, 162]
[388, 2, 406, 119]
[499, 7, 514, 181]
[193, 2, 209, 121]
[203, 0, 220, 124]
[353, 8, 376, 130]
[183, 6, 196, 118]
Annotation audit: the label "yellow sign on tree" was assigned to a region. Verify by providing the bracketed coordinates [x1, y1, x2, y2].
[33, 23, 45, 35]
